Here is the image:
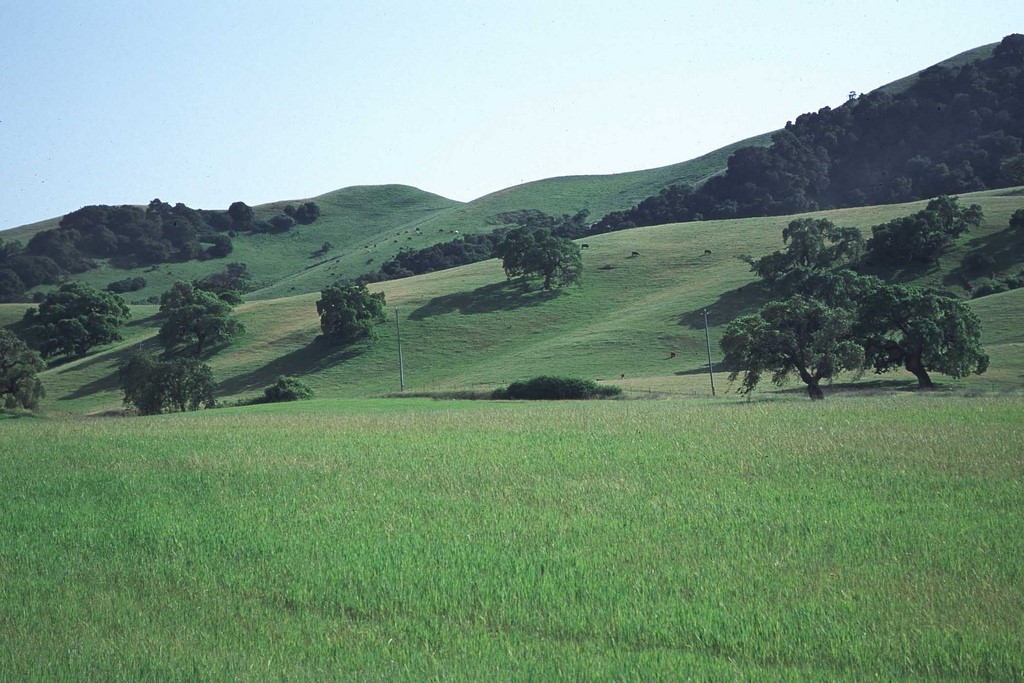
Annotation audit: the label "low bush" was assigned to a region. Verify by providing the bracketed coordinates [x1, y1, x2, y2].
[261, 376, 314, 403]
[106, 276, 147, 294]
[493, 376, 622, 400]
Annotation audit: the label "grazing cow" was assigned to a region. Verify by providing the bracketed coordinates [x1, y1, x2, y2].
[620, 373, 626, 379]
[631, 251, 640, 257]
[669, 351, 676, 359]
[704, 249, 712, 255]
[581, 243, 589, 249]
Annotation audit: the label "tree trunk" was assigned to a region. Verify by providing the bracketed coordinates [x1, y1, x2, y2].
[805, 380, 825, 400]
[796, 365, 825, 400]
[905, 353, 934, 389]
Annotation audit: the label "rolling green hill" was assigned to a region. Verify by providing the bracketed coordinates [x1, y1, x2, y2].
[0, 133, 773, 305]
[6, 187, 1021, 415]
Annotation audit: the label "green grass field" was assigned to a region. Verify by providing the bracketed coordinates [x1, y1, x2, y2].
[1, 397, 1021, 680]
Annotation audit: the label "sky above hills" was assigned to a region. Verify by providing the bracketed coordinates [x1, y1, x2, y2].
[1, 1, 1021, 231]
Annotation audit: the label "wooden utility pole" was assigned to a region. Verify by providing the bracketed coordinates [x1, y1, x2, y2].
[395, 308, 405, 392]
[703, 308, 716, 397]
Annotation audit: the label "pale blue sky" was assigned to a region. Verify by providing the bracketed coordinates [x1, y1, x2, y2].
[1, 1, 1021, 230]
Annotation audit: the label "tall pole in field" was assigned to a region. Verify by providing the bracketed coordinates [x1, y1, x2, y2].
[395, 308, 405, 392]
[703, 308, 716, 397]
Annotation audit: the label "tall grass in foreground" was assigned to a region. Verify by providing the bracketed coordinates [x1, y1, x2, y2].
[1, 396, 1022, 680]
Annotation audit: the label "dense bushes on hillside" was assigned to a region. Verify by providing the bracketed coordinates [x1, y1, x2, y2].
[106, 276, 147, 293]
[358, 209, 588, 284]
[592, 34, 1024, 234]
[865, 195, 984, 265]
[366, 233, 501, 281]
[0, 198, 320, 301]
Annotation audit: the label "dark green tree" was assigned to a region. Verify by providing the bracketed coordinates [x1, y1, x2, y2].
[120, 350, 215, 415]
[1010, 208, 1024, 232]
[866, 195, 983, 265]
[316, 283, 386, 344]
[205, 234, 233, 258]
[294, 202, 321, 224]
[495, 227, 582, 290]
[745, 217, 863, 295]
[0, 329, 46, 410]
[856, 284, 989, 388]
[720, 295, 864, 400]
[228, 201, 254, 228]
[158, 282, 244, 355]
[23, 282, 131, 358]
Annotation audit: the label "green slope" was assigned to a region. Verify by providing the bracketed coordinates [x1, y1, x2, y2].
[244, 132, 773, 300]
[2, 133, 773, 305]
[11, 187, 1022, 414]
[875, 43, 999, 96]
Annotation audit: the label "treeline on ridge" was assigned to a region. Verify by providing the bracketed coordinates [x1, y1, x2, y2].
[591, 34, 1024, 234]
[0, 198, 320, 302]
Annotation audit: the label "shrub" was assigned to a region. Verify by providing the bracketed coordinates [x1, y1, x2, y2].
[106, 276, 147, 293]
[262, 376, 313, 403]
[493, 376, 622, 400]
[962, 251, 996, 275]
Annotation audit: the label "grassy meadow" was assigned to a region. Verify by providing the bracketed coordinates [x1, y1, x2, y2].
[1, 397, 1021, 680]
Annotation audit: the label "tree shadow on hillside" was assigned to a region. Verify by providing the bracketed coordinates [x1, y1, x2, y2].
[408, 281, 562, 320]
[674, 363, 727, 376]
[677, 282, 768, 330]
[216, 337, 364, 396]
[944, 227, 1023, 287]
[853, 258, 942, 286]
[61, 371, 123, 401]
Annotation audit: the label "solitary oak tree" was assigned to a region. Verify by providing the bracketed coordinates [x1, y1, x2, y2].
[158, 281, 244, 355]
[316, 283, 386, 345]
[23, 282, 130, 358]
[494, 227, 582, 290]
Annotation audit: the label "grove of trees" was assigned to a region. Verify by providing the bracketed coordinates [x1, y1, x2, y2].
[0, 198, 320, 301]
[721, 199, 990, 398]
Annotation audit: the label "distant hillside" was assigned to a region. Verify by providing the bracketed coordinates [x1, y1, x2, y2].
[1, 132, 772, 304]
[592, 35, 1023, 233]
[5, 187, 1021, 414]
[249, 132, 774, 298]
[876, 43, 998, 96]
